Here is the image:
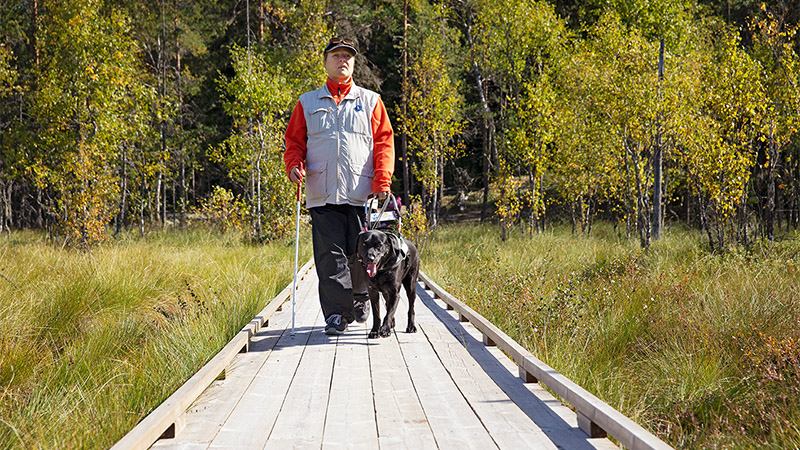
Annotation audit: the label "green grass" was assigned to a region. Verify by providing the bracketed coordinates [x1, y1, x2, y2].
[422, 221, 800, 449]
[0, 228, 311, 448]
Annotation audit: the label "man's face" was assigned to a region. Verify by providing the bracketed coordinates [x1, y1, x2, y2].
[324, 49, 355, 82]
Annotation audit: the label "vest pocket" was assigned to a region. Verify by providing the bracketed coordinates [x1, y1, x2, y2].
[343, 108, 370, 136]
[307, 108, 333, 135]
[305, 160, 328, 204]
[345, 161, 374, 203]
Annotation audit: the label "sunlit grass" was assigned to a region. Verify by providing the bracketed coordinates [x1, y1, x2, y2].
[0, 228, 311, 448]
[423, 221, 800, 449]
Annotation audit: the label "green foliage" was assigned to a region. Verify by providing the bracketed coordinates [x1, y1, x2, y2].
[0, 43, 18, 98]
[25, 0, 153, 246]
[194, 185, 247, 234]
[604, 0, 696, 43]
[401, 195, 431, 252]
[211, 41, 312, 241]
[472, 0, 567, 232]
[401, 1, 464, 227]
[672, 25, 764, 249]
[493, 163, 522, 240]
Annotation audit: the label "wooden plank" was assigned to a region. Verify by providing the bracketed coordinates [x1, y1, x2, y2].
[112, 259, 315, 450]
[396, 294, 499, 449]
[413, 289, 559, 450]
[261, 304, 338, 449]
[321, 321, 379, 450]
[151, 271, 319, 449]
[207, 272, 323, 449]
[367, 321, 438, 450]
[419, 287, 619, 450]
[419, 272, 672, 450]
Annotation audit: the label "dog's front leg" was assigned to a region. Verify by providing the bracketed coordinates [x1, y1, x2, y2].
[367, 286, 382, 339]
[379, 289, 400, 338]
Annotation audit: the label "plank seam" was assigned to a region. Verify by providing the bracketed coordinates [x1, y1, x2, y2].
[320, 333, 341, 446]
[367, 330, 381, 449]
[415, 307, 501, 450]
[393, 327, 441, 449]
[263, 309, 324, 445]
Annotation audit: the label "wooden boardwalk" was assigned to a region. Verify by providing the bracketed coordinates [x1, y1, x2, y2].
[147, 267, 619, 450]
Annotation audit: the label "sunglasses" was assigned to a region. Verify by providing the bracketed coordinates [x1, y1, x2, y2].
[324, 37, 357, 54]
[329, 37, 354, 46]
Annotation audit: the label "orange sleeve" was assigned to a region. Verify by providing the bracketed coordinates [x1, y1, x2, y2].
[283, 101, 307, 177]
[371, 97, 395, 193]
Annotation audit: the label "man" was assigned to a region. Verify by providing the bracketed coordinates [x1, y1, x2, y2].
[284, 37, 395, 335]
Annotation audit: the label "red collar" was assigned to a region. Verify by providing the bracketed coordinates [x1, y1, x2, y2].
[326, 77, 353, 103]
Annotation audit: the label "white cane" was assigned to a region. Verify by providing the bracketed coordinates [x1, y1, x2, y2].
[291, 182, 301, 336]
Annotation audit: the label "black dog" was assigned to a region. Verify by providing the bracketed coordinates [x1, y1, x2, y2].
[356, 229, 420, 338]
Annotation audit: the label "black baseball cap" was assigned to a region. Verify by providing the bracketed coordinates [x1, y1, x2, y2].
[324, 37, 358, 55]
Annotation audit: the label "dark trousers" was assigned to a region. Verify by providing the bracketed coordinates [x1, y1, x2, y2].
[309, 204, 369, 322]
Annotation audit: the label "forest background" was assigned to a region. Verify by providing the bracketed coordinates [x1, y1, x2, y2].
[1, 0, 799, 249]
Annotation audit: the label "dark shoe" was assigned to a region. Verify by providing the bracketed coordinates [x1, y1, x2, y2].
[353, 300, 370, 323]
[324, 314, 347, 335]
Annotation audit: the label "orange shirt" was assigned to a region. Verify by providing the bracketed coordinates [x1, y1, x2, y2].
[284, 78, 395, 193]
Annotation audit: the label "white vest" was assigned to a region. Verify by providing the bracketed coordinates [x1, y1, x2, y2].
[300, 83, 380, 208]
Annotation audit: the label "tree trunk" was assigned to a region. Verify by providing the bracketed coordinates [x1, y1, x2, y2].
[156, 172, 162, 225]
[258, 0, 265, 42]
[465, 22, 495, 222]
[159, 0, 167, 228]
[437, 152, 444, 226]
[402, 0, 410, 204]
[140, 183, 146, 238]
[0, 181, 6, 234]
[628, 140, 650, 248]
[698, 196, 714, 251]
[766, 121, 776, 244]
[32, 0, 40, 69]
[527, 164, 538, 237]
[176, 21, 186, 229]
[256, 119, 266, 241]
[570, 201, 577, 235]
[116, 145, 128, 236]
[163, 176, 167, 225]
[652, 38, 665, 241]
[36, 187, 43, 228]
[738, 188, 749, 249]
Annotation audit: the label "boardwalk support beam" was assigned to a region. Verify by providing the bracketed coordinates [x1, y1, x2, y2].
[578, 411, 608, 438]
[157, 417, 185, 440]
[518, 366, 538, 383]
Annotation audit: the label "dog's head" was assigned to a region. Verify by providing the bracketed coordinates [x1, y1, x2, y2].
[356, 230, 390, 277]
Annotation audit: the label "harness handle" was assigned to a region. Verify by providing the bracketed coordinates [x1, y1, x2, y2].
[364, 194, 401, 232]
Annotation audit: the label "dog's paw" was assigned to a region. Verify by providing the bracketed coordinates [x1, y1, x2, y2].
[368, 331, 379, 339]
[379, 325, 392, 338]
[406, 324, 417, 333]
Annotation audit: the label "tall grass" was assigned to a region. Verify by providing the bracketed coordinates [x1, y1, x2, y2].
[423, 222, 800, 449]
[0, 229, 311, 448]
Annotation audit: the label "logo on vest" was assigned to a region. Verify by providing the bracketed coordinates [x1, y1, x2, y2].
[355, 104, 363, 112]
